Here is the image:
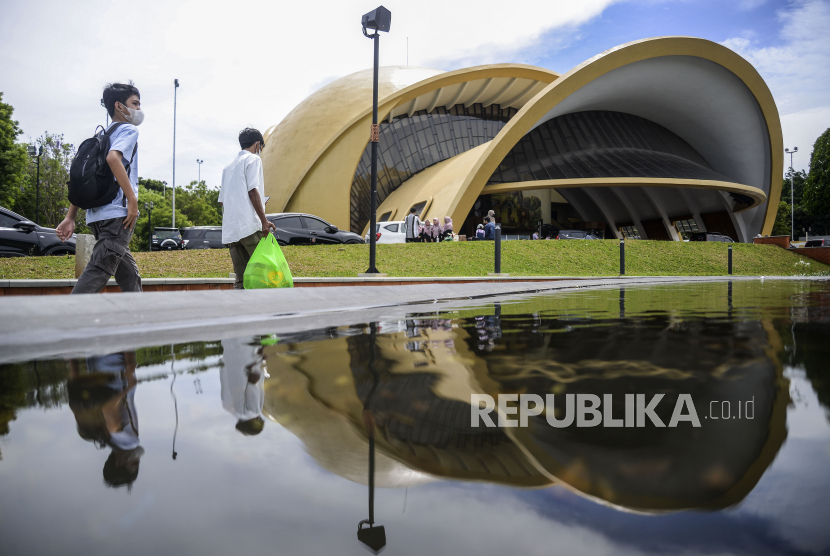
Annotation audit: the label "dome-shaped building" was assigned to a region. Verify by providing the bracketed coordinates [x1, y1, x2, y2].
[262, 37, 782, 242]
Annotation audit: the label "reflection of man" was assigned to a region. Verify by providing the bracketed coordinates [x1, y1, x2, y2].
[67, 351, 144, 489]
[220, 337, 266, 435]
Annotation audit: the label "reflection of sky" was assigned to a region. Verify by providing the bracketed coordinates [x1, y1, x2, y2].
[2, 295, 830, 555]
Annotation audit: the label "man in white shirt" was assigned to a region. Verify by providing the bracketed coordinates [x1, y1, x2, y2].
[220, 337, 265, 436]
[404, 207, 421, 243]
[218, 128, 276, 289]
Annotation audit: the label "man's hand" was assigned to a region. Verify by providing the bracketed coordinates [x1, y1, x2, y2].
[261, 219, 276, 236]
[56, 217, 75, 242]
[125, 197, 138, 230]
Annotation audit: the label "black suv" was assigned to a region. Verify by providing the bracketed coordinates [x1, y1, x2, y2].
[151, 227, 184, 251]
[265, 213, 364, 246]
[0, 206, 76, 257]
[689, 232, 734, 242]
[181, 226, 226, 249]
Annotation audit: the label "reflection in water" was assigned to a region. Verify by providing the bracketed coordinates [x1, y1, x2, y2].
[221, 337, 266, 436]
[67, 352, 144, 490]
[262, 286, 793, 514]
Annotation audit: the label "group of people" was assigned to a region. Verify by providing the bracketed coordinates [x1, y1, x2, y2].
[473, 210, 498, 240]
[404, 208, 454, 243]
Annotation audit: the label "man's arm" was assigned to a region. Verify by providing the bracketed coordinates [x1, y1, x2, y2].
[56, 204, 80, 241]
[248, 188, 276, 235]
[107, 150, 138, 230]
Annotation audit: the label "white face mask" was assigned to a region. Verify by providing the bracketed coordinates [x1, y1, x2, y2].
[118, 104, 144, 126]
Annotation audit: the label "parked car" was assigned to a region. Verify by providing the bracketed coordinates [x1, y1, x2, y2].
[0, 206, 76, 257]
[689, 232, 734, 242]
[180, 226, 226, 249]
[364, 221, 407, 244]
[151, 227, 184, 251]
[804, 239, 827, 247]
[265, 213, 364, 246]
[556, 230, 599, 240]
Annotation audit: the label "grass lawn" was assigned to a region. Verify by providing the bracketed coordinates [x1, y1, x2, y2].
[1, 240, 827, 280]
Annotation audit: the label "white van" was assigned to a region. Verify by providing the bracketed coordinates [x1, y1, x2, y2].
[364, 221, 408, 244]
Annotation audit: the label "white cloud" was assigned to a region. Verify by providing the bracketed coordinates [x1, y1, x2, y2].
[0, 0, 619, 191]
[722, 0, 830, 172]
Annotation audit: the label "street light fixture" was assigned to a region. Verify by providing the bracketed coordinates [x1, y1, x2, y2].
[361, 5, 391, 275]
[173, 78, 180, 228]
[196, 159, 203, 186]
[26, 144, 43, 225]
[785, 147, 798, 240]
[145, 201, 154, 251]
[162, 181, 168, 198]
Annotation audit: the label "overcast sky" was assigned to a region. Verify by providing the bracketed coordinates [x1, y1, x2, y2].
[1, 0, 827, 189]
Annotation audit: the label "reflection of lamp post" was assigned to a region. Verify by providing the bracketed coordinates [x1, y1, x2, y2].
[361, 6, 391, 275]
[196, 159, 203, 186]
[785, 147, 797, 240]
[26, 144, 43, 225]
[357, 322, 387, 553]
[145, 201, 154, 251]
[172, 78, 180, 228]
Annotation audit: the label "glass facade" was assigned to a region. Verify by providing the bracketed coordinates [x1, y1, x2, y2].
[486, 111, 736, 186]
[350, 103, 518, 233]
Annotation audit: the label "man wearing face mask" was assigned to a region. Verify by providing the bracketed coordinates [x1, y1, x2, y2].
[57, 82, 144, 294]
[218, 128, 276, 289]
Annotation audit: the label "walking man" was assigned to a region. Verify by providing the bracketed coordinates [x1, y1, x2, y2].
[218, 128, 276, 289]
[404, 207, 421, 243]
[57, 82, 143, 294]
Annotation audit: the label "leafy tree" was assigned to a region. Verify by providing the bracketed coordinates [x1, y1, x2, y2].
[771, 200, 791, 237]
[139, 177, 166, 194]
[129, 184, 192, 252]
[174, 180, 222, 227]
[804, 127, 830, 218]
[15, 133, 76, 228]
[0, 93, 30, 210]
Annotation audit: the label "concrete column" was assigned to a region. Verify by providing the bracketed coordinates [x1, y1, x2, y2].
[75, 234, 95, 278]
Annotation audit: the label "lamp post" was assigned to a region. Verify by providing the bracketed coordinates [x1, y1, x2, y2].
[26, 144, 43, 225]
[172, 78, 180, 228]
[196, 159, 203, 186]
[162, 181, 168, 198]
[361, 6, 391, 275]
[785, 147, 797, 240]
[145, 201, 154, 251]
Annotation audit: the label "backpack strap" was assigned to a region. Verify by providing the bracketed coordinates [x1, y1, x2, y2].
[121, 143, 138, 208]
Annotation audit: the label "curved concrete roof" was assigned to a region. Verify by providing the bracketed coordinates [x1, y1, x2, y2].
[262, 64, 560, 231]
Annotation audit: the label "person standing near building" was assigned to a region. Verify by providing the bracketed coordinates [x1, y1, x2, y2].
[404, 207, 421, 243]
[484, 217, 496, 240]
[218, 128, 276, 289]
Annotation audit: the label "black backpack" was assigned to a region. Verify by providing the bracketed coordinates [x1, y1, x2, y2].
[68, 122, 137, 209]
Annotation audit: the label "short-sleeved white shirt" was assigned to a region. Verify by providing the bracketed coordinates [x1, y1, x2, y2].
[219, 150, 265, 244]
[86, 122, 139, 224]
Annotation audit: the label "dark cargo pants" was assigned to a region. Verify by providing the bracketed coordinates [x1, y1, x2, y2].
[228, 230, 263, 289]
[72, 217, 142, 294]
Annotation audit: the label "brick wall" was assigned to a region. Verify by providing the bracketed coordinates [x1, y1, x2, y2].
[793, 247, 830, 265]
[753, 236, 791, 249]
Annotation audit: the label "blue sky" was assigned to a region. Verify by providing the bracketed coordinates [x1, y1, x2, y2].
[0, 0, 826, 185]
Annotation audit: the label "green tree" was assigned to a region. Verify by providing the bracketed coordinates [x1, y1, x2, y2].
[771, 200, 791, 237]
[0, 93, 30, 210]
[16, 133, 76, 228]
[804, 127, 830, 219]
[129, 184, 192, 252]
[175, 180, 222, 227]
[139, 177, 166, 194]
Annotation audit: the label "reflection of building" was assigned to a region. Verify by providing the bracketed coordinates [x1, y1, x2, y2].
[263, 37, 782, 242]
[261, 311, 789, 513]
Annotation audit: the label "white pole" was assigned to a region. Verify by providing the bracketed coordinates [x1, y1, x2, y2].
[173, 79, 179, 228]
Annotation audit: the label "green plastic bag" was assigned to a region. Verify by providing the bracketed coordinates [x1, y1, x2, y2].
[243, 233, 294, 289]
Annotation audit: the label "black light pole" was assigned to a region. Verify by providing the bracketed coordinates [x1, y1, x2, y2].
[145, 201, 154, 251]
[362, 6, 391, 275]
[27, 144, 43, 225]
[785, 147, 797, 241]
[173, 79, 180, 229]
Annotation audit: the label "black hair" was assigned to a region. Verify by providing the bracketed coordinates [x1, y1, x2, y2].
[484, 217, 490, 223]
[103, 450, 141, 488]
[103, 82, 140, 117]
[239, 128, 264, 150]
[236, 416, 265, 436]
[409, 207, 417, 213]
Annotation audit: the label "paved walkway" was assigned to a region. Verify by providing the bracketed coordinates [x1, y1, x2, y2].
[0, 275, 818, 363]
